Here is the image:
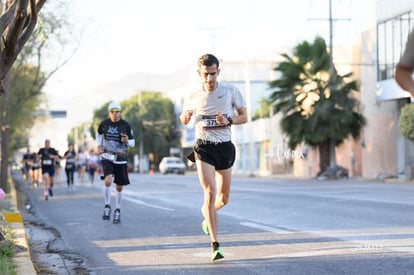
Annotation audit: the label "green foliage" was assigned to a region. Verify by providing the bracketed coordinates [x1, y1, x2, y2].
[16, 1, 73, 69]
[0, 224, 16, 275]
[89, 91, 180, 164]
[399, 103, 414, 141]
[0, 1, 71, 158]
[11, 66, 44, 144]
[269, 36, 366, 151]
[67, 123, 91, 151]
[253, 97, 273, 120]
[0, 227, 15, 257]
[0, 65, 45, 154]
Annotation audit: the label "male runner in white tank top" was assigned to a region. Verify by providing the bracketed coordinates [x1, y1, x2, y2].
[180, 54, 247, 261]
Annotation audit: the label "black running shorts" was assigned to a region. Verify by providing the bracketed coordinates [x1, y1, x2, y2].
[193, 141, 236, 170]
[41, 166, 55, 177]
[101, 160, 130, 186]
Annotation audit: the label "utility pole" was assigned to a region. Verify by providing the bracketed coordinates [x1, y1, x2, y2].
[244, 59, 255, 177]
[308, 0, 351, 77]
[328, 0, 336, 169]
[200, 27, 225, 52]
[328, 0, 335, 81]
[308, 0, 351, 73]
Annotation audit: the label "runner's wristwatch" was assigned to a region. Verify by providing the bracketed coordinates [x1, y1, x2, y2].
[227, 117, 233, 126]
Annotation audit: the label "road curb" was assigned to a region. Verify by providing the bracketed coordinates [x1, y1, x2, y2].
[3, 177, 37, 275]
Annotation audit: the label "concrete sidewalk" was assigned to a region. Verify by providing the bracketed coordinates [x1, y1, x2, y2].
[0, 175, 36, 275]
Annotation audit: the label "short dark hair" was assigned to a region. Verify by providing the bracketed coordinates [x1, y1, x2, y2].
[198, 54, 219, 68]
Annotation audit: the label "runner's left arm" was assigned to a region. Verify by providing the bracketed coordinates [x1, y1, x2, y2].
[125, 128, 135, 148]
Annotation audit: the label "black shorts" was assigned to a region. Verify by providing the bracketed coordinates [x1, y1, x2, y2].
[193, 140, 236, 170]
[41, 166, 55, 177]
[101, 160, 130, 186]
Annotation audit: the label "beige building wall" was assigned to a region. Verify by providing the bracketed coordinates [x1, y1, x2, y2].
[358, 1, 414, 178]
[361, 101, 399, 177]
[360, 26, 399, 178]
[293, 138, 363, 178]
[293, 147, 319, 178]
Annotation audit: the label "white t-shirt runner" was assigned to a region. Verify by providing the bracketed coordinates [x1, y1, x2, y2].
[183, 82, 246, 143]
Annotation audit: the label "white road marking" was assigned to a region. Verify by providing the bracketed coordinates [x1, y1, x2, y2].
[125, 197, 174, 211]
[240, 221, 292, 234]
[94, 185, 175, 211]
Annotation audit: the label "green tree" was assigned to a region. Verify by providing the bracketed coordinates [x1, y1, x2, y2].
[253, 97, 273, 120]
[0, 0, 47, 84]
[1, 1, 75, 191]
[7, 64, 45, 149]
[67, 122, 91, 152]
[1, 0, 47, 192]
[269, 36, 366, 176]
[11, 0, 75, 143]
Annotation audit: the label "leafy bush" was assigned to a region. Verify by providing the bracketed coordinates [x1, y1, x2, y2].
[400, 103, 414, 141]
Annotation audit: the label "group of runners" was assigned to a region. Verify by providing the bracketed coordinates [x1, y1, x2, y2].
[20, 54, 247, 262]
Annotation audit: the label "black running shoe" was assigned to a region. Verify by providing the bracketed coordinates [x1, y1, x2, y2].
[113, 209, 121, 224]
[48, 188, 53, 197]
[102, 205, 111, 220]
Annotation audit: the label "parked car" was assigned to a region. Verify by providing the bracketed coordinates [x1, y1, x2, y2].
[159, 156, 186, 175]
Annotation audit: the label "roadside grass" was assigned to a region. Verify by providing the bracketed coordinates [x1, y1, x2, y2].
[0, 176, 17, 275]
[0, 221, 16, 275]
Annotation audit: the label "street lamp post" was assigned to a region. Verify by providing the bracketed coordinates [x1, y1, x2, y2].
[245, 59, 255, 177]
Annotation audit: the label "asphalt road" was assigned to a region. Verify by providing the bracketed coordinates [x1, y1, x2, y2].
[15, 172, 414, 274]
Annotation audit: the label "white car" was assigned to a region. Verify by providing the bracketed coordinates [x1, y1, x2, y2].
[159, 157, 186, 175]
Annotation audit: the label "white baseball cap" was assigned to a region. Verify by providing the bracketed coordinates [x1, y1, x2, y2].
[108, 102, 121, 111]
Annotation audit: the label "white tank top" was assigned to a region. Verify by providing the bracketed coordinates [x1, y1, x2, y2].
[184, 82, 246, 143]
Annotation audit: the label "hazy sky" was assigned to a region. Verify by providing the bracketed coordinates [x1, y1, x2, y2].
[35, 0, 376, 142]
[43, 0, 375, 98]
[30, 0, 376, 151]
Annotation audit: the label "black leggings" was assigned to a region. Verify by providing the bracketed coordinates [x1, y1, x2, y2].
[65, 168, 75, 185]
[89, 167, 96, 183]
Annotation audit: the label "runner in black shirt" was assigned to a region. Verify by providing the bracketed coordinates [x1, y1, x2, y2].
[22, 148, 32, 183]
[63, 143, 77, 192]
[38, 139, 59, 200]
[96, 101, 135, 224]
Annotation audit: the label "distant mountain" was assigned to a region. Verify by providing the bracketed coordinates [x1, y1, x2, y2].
[89, 65, 197, 103]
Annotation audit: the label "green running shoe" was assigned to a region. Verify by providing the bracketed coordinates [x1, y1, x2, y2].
[211, 247, 224, 261]
[201, 219, 209, 235]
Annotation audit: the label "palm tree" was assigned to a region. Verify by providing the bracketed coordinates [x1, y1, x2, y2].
[269, 36, 366, 176]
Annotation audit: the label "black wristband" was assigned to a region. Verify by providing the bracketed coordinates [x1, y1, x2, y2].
[227, 117, 233, 126]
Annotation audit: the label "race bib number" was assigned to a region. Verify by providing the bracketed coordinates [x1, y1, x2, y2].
[101, 152, 116, 162]
[43, 159, 52, 165]
[202, 118, 218, 128]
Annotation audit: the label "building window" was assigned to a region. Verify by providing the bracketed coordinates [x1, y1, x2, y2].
[377, 12, 412, 81]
